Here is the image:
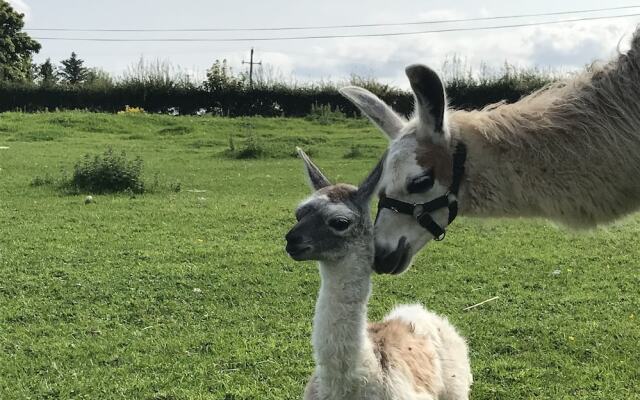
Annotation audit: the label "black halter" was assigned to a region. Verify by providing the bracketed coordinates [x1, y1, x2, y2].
[377, 142, 467, 241]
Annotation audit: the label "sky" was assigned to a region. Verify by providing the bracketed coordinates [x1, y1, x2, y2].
[8, 0, 640, 87]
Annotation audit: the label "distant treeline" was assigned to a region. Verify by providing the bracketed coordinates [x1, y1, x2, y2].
[0, 84, 408, 116]
[1, 58, 557, 116]
[0, 78, 552, 116]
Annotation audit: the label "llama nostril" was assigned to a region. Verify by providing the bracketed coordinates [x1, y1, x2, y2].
[285, 231, 312, 259]
[285, 231, 303, 245]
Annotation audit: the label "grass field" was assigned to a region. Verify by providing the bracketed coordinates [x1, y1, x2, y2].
[0, 111, 638, 399]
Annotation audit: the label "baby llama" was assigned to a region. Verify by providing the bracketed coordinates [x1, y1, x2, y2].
[285, 148, 472, 400]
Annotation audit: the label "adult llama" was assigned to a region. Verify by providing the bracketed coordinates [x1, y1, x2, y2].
[340, 28, 640, 274]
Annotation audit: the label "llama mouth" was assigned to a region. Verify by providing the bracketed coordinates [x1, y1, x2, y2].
[392, 249, 411, 275]
[373, 237, 411, 275]
[286, 244, 312, 260]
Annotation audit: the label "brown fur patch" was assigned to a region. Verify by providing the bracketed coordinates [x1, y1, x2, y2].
[368, 319, 439, 395]
[319, 183, 357, 203]
[415, 142, 453, 185]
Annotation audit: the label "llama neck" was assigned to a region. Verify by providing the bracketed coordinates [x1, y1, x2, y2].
[451, 99, 640, 228]
[449, 48, 640, 228]
[312, 253, 377, 397]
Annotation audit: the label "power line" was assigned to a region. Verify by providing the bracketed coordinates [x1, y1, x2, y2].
[25, 5, 640, 32]
[32, 12, 640, 42]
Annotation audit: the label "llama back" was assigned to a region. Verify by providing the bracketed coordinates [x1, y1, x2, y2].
[384, 304, 473, 400]
[453, 26, 640, 227]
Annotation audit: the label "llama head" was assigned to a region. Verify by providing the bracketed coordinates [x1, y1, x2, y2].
[285, 148, 385, 264]
[340, 64, 454, 275]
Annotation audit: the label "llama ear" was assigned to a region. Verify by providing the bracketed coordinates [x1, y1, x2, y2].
[355, 151, 387, 204]
[405, 64, 448, 143]
[296, 147, 331, 191]
[339, 86, 406, 140]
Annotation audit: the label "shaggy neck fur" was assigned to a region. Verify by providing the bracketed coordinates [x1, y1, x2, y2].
[450, 31, 640, 228]
[313, 251, 378, 399]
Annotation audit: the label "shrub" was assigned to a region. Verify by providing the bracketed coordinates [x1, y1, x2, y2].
[169, 181, 182, 193]
[225, 120, 269, 159]
[117, 105, 145, 114]
[235, 133, 266, 159]
[69, 148, 144, 193]
[228, 135, 236, 152]
[343, 145, 364, 159]
[204, 59, 246, 92]
[30, 174, 56, 187]
[306, 103, 346, 125]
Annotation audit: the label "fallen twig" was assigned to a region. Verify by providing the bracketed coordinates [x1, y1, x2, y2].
[463, 296, 499, 311]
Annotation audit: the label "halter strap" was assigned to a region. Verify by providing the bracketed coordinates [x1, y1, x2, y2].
[450, 141, 467, 196]
[377, 141, 467, 241]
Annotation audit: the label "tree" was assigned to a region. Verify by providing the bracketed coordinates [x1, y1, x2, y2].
[60, 52, 88, 85]
[0, 1, 41, 82]
[204, 59, 245, 91]
[84, 68, 114, 89]
[38, 58, 58, 87]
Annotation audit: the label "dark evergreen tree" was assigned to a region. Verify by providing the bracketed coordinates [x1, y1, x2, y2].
[60, 52, 88, 85]
[38, 58, 57, 87]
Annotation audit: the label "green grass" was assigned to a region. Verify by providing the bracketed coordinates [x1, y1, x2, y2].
[0, 111, 638, 399]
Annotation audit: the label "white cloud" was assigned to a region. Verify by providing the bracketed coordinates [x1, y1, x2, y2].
[261, 18, 640, 88]
[7, 0, 30, 20]
[29, 2, 640, 89]
[416, 9, 464, 21]
[526, 22, 635, 68]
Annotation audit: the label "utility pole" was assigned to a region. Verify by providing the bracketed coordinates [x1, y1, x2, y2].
[242, 48, 262, 88]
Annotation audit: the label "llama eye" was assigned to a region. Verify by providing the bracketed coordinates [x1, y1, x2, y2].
[329, 218, 351, 231]
[407, 173, 434, 193]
